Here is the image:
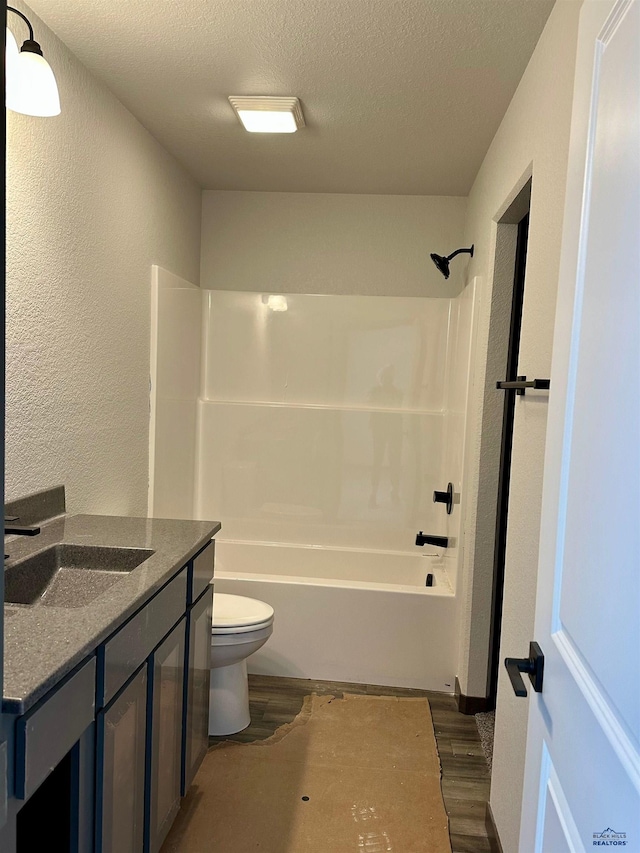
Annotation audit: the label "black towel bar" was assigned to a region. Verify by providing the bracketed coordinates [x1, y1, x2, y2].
[496, 375, 550, 396]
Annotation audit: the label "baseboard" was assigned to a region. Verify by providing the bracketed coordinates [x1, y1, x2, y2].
[454, 676, 491, 715]
[485, 802, 504, 853]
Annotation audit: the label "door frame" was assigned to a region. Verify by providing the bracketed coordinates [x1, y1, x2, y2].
[457, 175, 533, 711]
[486, 207, 530, 705]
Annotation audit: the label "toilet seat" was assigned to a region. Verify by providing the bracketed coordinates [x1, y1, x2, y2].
[212, 593, 274, 635]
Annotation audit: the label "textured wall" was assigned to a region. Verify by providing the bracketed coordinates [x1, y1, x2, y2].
[6, 2, 202, 515]
[456, 2, 583, 851]
[201, 192, 467, 297]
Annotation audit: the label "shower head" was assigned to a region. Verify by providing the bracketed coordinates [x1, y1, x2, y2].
[430, 245, 474, 279]
[430, 253, 451, 278]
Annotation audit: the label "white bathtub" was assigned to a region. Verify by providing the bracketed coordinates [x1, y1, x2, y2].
[213, 541, 458, 691]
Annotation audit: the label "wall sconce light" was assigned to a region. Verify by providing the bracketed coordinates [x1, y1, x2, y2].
[6, 5, 61, 117]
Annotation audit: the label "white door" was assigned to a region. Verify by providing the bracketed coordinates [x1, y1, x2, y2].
[519, 0, 640, 851]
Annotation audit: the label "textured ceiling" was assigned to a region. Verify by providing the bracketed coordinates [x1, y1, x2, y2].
[27, 0, 555, 195]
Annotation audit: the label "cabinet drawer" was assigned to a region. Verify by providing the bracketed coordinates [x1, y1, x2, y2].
[15, 657, 96, 800]
[189, 540, 214, 604]
[99, 568, 187, 706]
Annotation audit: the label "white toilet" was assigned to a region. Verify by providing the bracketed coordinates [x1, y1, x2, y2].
[209, 592, 274, 736]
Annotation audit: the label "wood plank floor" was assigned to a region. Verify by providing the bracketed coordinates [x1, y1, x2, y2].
[210, 674, 492, 853]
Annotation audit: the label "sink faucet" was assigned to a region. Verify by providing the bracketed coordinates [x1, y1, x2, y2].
[4, 516, 41, 536]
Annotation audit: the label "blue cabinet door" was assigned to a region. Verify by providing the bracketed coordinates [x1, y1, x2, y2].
[182, 586, 213, 794]
[96, 665, 148, 853]
[148, 618, 186, 853]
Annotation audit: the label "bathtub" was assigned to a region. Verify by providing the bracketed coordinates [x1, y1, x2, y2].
[213, 541, 458, 691]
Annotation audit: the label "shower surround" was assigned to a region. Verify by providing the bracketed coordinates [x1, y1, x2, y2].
[149, 269, 477, 689]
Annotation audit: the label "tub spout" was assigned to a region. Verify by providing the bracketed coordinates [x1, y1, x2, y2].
[415, 531, 448, 548]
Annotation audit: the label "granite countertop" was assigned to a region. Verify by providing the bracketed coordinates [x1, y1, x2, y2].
[3, 513, 220, 715]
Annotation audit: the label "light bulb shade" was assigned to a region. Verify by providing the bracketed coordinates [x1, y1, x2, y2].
[5, 28, 21, 107]
[6, 27, 19, 63]
[7, 48, 61, 116]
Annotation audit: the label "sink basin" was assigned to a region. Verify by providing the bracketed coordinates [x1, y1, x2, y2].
[4, 544, 155, 608]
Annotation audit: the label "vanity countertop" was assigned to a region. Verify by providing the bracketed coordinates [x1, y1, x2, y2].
[3, 513, 220, 715]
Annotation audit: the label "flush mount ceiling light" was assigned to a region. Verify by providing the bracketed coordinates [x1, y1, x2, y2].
[6, 5, 61, 117]
[228, 96, 305, 133]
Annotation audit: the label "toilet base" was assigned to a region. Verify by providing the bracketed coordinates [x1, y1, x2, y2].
[209, 659, 251, 736]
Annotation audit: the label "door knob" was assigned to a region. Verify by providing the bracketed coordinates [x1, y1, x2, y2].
[505, 642, 544, 696]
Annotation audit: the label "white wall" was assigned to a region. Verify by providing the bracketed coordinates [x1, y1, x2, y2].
[201, 191, 467, 297]
[455, 2, 583, 851]
[5, 2, 202, 515]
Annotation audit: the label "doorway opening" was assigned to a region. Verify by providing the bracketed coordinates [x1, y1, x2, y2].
[487, 205, 530, 706]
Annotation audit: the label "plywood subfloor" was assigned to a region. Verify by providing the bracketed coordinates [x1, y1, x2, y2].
[164, 676, 492, 853]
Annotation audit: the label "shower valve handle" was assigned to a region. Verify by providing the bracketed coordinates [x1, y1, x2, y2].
[433, 483, 454, 514]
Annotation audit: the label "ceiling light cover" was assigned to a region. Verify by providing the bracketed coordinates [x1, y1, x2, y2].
[229, 96, 305, 133]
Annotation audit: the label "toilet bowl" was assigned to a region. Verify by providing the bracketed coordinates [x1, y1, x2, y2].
[209, 592, 274, 736]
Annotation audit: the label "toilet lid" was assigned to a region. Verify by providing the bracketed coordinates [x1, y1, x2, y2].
[213, 593, 274, 629]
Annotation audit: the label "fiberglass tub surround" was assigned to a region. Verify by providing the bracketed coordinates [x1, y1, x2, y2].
[150, 284, 476, 689]
[197, 291, 452, 556]
[192, 291, 474, 689]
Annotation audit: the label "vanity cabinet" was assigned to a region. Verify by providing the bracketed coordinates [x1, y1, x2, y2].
[149, 618, 186, 853]
[97, 539, 214, 853]
[95, 666, 148, 853]
[98, 569, 188, 707]
[11, 659, 97, 853]
[183, 585, 213, 794]
[1, 537, 215, 853]
[16, 657, 96, 802]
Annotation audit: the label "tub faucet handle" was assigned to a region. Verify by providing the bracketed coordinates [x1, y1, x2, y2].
[415, 531, 449, 548]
